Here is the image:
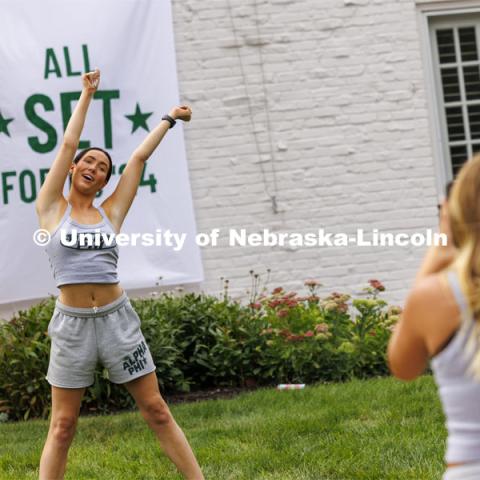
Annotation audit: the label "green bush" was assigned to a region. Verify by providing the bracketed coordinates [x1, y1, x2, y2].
[250, 279, 398, 384]
[0, 298, 53, 421]
[133, 293, 267, 389]
[0, 277, 400, 422]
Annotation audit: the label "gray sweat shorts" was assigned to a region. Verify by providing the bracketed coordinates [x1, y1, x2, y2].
[45, 292, 156, 388]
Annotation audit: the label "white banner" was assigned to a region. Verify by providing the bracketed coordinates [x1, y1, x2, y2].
[0, 0, 203, 304]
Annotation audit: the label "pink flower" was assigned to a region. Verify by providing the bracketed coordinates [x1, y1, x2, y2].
[279, 328, 291, 337]
[369, 279, 385, 291]
[307, 295, 320, 303]
[272, 287, 284, 295]
[277, 309, 289, 318]
[305, 330, 314, 337]
[315, 323, 329, 333]
[304, 279, 320, 287]
[249, 302, 262, 310]
[337, 303, 348, 313]
[268, 299, 281, 308]
[286, 334, 303, 342]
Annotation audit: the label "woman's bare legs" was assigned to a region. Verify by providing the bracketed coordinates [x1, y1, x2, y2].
[39, 386, 85, 480]
[38, 374, 204, 479]
[123, 372, 204, 480]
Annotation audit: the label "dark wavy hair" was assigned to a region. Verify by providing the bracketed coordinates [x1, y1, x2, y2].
[71, 147, 113, 183]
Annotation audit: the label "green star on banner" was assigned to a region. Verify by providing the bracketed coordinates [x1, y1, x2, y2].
[125, 103, 153, 133]
[0, 111, 14, 137]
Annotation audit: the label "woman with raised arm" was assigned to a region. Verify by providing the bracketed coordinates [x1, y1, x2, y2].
[36, 69, 204, 480]
[388, 158, 480, 479]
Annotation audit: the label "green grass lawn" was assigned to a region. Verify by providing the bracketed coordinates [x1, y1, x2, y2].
[0, 375, 446, 480]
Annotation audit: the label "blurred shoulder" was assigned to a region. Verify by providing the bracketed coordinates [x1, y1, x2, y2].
[405, 271, 460, 336]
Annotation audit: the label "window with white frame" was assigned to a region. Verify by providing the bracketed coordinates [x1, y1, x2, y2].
[430, 15, 480, 177]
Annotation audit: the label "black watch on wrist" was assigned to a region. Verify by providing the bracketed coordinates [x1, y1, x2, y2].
[162, 114, 176, 129]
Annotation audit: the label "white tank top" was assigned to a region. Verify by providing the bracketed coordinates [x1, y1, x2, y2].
[431, 270, 480, 464]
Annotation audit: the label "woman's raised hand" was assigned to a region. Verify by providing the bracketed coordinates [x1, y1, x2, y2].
[82, 68, 100, 94]
[437, 199, 457, 268]
[440, 200, 457, 253]
[169, 105, 192, 122]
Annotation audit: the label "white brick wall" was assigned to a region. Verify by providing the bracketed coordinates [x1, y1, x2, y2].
[0, 0, 443, 319]
[170, 0, 439, 305]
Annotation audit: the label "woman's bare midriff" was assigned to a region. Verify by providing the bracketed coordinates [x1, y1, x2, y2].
[58, 283, 124, 308]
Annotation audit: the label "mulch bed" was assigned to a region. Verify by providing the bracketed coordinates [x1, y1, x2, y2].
[77, 385, 264, 418]
[164, 385, 261, 405]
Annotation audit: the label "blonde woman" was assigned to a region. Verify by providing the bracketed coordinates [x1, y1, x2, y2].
[36, 69, 204, 479]
[388, 156, 480, 479]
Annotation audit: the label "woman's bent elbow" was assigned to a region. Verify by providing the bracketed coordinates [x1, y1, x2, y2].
[388, 356, 424, 381]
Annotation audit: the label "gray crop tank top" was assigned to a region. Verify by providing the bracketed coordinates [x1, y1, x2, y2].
[431, 269, 480, 464]
[44, 202, 119, 287]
